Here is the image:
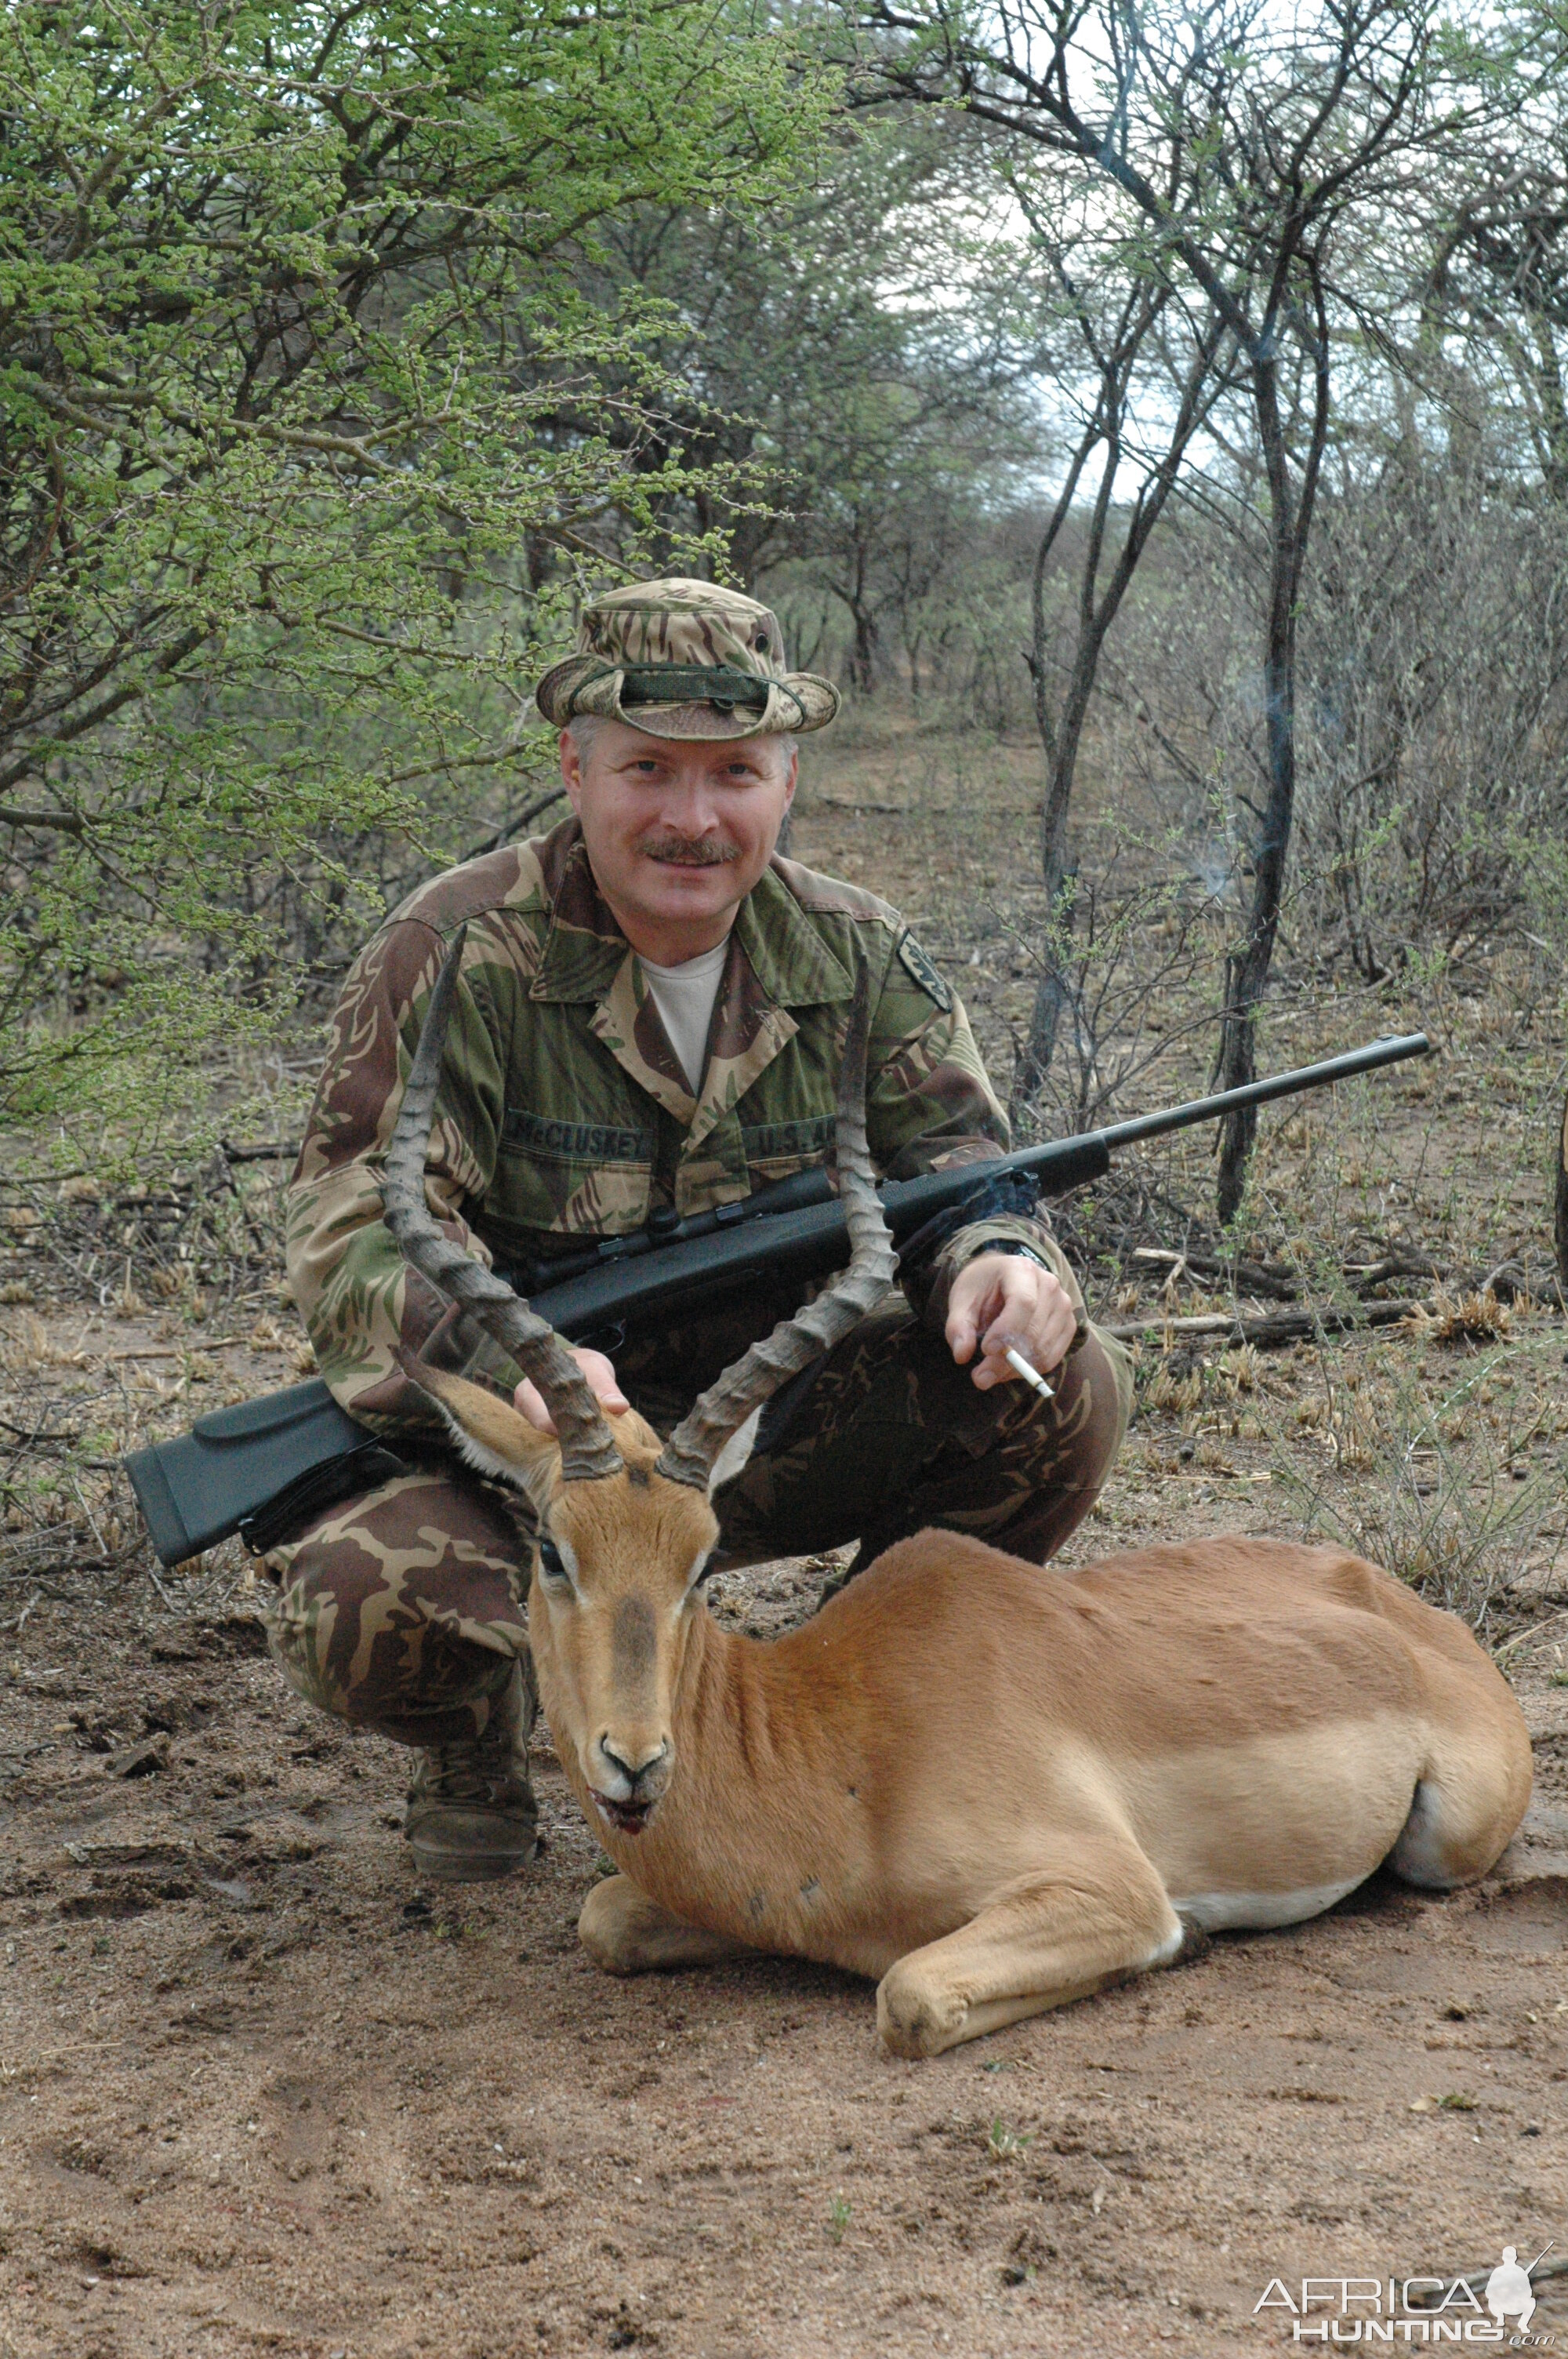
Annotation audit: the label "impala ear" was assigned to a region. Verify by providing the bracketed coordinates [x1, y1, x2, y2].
[706, 1405, 763, 1497]
[394, 1347, 560, 1504]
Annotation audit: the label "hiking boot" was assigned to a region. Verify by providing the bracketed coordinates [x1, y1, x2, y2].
[405, 1665, 540, 1883]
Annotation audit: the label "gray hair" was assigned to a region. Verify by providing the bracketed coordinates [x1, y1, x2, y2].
[564, 714, 612, 765]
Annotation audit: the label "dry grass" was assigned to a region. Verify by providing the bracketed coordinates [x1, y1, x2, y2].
[1404, 1287, 1515, 1347]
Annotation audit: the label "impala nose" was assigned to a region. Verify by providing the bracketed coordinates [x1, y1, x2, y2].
[598, 1736, 667, 1789]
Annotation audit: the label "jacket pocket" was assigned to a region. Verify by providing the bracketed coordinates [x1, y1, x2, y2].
[494, 1108, 654, 1236]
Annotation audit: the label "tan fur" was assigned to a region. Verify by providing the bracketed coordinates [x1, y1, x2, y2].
[407, 1369, 1533, 2059]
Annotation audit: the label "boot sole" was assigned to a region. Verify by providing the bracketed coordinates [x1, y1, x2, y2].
[407, 1834, 540, 1883]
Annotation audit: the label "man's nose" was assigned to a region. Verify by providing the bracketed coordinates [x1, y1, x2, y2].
[659, 776, 724, 834]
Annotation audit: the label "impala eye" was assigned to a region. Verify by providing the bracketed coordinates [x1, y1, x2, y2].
[537, 1534, 571, 1586]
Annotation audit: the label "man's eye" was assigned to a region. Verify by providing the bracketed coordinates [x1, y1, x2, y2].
[537, 1535, 571, 1583]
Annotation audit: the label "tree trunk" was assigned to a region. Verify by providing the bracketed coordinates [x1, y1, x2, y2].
[1555, 1089, 1568, 1298]
[1013, 663, 1097, 1114]
[1215, 278, 1330, 1223]
[1011, 311, 1225, 1127]
[850, 602, 877, 694]
[1214, 536, 1297, 1220]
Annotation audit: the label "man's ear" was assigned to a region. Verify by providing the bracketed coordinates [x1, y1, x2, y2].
[394, 1347, 560, 1507]
[560, 727, 584, 815]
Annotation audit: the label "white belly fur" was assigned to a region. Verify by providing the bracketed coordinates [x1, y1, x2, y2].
[1170, 1876, 1367, 1932]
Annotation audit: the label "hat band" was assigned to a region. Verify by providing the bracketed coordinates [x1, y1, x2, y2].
[618, 663, 771, 715]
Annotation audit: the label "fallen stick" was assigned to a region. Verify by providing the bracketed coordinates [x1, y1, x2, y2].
[220, 1140, 302, 1163]
[1100, 1298, 1438, 1348]
[1131, 1245, 1300, 1300]
[103, 1336, 248, 1360]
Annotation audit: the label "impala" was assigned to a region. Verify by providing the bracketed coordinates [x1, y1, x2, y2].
[380, 937, 1532, 2057]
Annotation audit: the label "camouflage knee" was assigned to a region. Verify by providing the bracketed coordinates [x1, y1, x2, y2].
[260, 1466, 535, 1748]
[713, 1304, 1131, 1568]
[946, 1324, 1132, 1562]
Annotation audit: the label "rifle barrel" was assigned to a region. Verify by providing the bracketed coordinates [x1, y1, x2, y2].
[532, 1030, 1433, 1339]
[1090, 1033, 1431, 1155]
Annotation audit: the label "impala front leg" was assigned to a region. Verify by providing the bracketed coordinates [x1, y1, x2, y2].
[877, 1843, 1182, 2059]
[579, 1875, 750, 1977]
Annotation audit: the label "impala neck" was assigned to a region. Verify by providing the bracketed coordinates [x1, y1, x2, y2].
[655, 1610, 869, 1939]
[549, 1601, 868, 1948]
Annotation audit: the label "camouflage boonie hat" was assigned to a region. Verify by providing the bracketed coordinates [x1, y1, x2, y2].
[534, 577, 840, 740]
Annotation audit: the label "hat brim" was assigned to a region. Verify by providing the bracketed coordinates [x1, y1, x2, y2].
[534, 656, 839, 737]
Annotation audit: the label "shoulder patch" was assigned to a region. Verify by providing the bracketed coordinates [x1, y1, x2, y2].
[897, 930, 953, 1012]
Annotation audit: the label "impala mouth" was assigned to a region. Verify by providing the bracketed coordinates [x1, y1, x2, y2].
[590, 1789, 657, 1836]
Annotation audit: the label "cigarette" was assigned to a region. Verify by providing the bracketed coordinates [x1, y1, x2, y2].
[1004, 1347, 1054, 1400]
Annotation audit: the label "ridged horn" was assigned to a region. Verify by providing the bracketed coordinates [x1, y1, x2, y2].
[655, 971, 895, 1491]
[382, 925, 622, 1484]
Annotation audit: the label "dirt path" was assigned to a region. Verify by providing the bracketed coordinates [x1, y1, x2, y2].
[3, 1479, 1564, 2359]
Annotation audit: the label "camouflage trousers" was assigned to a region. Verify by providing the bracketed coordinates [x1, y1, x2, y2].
[260, 1303, 1131, 1753]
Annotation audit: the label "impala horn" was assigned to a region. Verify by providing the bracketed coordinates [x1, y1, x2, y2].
[655, 970, 896, 1491]
[382, 927, 622, 1483]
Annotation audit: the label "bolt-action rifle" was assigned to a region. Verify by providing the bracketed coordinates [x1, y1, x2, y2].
[124, 1032, 1430, 1566]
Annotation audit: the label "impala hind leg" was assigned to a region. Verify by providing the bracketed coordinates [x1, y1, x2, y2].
[877, 1845, 1182, 2059]
[1388, 1720, 1534, 1888]
[579, 1875, 750, 1977]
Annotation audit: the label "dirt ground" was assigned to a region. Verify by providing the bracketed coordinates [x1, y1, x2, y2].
[3, 726, 1567, 2357]
[2, 1462, 1565, 2359]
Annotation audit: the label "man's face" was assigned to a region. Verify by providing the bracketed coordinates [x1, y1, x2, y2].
[560, 719, 797, 953]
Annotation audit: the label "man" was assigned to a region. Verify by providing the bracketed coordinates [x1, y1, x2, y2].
[271, 579, 1131, 1881]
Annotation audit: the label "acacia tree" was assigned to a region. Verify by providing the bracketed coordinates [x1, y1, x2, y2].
[857, 0, 1450, 1214]
[0, 0, 826, 1134]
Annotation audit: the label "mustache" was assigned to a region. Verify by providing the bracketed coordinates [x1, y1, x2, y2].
[637, 832, 741, 867]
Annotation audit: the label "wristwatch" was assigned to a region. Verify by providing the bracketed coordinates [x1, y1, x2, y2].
[971, 1240, 1053, 1272]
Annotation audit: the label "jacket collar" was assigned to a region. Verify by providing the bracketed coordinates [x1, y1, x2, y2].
[532, 827, 854, 1176]
[585, 925, 806, 1155]
[733, 860, 855, 1009]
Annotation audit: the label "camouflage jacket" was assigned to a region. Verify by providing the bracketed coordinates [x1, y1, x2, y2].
[286, 817, 1081, 1435]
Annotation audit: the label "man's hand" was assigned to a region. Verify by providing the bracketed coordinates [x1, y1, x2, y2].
[516, 1346, 630, 1434]
[946, 1252, 1076, 1390]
